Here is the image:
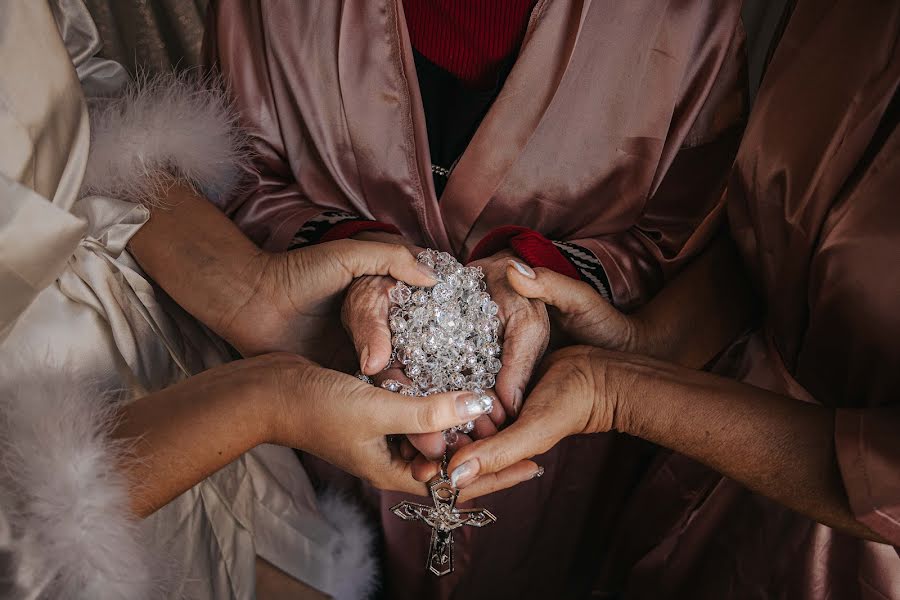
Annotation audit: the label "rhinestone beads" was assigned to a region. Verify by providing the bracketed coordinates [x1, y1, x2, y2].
[383, 250, 500, 438]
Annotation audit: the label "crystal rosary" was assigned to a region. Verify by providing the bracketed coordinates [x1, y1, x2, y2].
[376, 249, 502, 575]
[383, 249, 501, 443]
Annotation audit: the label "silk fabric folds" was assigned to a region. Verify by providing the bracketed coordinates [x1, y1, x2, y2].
[0, 2, 358, 598]
[592, 2, 900, 598]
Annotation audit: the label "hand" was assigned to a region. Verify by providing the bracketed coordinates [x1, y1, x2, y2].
[263, 353, 495, 495]
[445, 346, 625, 500]
[505, 259, 639, 352]
[217, 238, 437, 365]
[340, 232, 505, 463]
[468, 251, 550, 420]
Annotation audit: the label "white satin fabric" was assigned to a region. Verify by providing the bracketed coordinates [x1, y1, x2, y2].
[0, 2, 347, 598]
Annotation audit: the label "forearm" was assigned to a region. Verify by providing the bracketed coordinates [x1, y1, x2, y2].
[113, 358, 273, 517]
[632, 234, 758, 368]
[610, 353, 887, 542]
[127, 183, 268, 342]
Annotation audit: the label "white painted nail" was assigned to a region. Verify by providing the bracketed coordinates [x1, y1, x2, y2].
[450, 460, 479, 489]
[456, 393, 493, 419]
[508, 259, 535, 279]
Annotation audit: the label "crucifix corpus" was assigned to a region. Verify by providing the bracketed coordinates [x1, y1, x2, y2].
[390, 469, 497, 576]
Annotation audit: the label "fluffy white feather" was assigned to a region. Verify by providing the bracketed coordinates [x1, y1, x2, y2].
[0, 363, 160, 599]
[82, 71, 249, 206]
[317, 489, 379, 600]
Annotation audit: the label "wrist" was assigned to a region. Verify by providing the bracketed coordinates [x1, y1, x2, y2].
[622, 311, 656, 357]
[255, 352, 314, 447]
[207, 249, 280, 349]
[590, 349, 645, 436]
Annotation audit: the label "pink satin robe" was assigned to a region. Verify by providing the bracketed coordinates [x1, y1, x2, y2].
[204, 1, 748, 598]
[205, 0, 746, 311]
[592, 1, 900, 597]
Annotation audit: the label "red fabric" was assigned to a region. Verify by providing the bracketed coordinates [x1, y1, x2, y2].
[468, 226, 581, 280]
[403, 0, 536, 87]
[319, 220, 400, 243]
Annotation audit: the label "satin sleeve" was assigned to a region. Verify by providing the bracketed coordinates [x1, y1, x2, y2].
[835, 408, 900, 546]
[202, 0, 340, 251]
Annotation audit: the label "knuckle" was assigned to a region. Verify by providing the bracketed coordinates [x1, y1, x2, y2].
[415, 402, 441, 431]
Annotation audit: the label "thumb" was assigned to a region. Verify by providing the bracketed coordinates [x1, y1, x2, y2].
[505, 260, 599, 315]
[371, 390, 495, 435]
[445, 407, 553, 488]
[331, 239, 436, 287]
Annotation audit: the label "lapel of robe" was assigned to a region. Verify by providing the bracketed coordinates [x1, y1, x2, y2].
[439, 0, 587, 256]
[335, 0, 586, 255]
[336, 0, 450, 250]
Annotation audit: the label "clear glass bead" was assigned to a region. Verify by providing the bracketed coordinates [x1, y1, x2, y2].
[381, 379, 403, 392]
[389, 282, 412, 305]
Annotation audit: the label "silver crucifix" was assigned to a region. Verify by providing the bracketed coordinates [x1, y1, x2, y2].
[390, 467, 497, 576]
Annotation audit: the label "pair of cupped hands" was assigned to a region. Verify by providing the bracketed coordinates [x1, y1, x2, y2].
[223, 231, 635, 501]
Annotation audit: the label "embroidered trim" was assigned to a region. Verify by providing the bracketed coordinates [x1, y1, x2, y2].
[289, 211, 364, 248]
[552, 241, 612, 301]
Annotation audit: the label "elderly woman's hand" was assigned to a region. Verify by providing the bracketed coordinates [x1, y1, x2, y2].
[118, 352, 497, 515]
[265, 354, 496, 494]
[444, 345, 621, 500]
[504, 259, 640, 353]
[219, 238, 437, 366]
[467, 250, 550, 421]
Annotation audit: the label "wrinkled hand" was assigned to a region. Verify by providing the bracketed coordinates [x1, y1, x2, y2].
[445, 345, 625, 500]
[505, 260, 639, 352]
[265, 353, 493, 495]
[469, 251, 550, 420]
[219, 238, 436, 367]
[340, 232, 505, 466]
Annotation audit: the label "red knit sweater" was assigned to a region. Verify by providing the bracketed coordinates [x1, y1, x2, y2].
[403, 0, 536, 87]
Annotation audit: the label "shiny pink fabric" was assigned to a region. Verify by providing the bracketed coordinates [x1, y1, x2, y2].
[204, 0, 746, 310]
[592, 1, 900, 597]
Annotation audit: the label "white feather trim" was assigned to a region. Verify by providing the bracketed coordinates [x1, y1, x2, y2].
[0, 363, 160, 599]
[317, 490, 379, 600]
[82, 71, 249, 206]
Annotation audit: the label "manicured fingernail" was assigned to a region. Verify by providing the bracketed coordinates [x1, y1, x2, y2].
[450, 459, 480, 489]
[359, 345, 370, 373]
[511, 389, 523, 417]
[508, 259, 535, 279]
[456, 393, 494, 419]
[417, 263, 438, 282]
[530, 466, 545, 480]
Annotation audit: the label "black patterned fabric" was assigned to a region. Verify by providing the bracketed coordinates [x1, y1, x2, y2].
[552, 241, 611, 300]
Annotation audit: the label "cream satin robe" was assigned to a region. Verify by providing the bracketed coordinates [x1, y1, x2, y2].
[0, 2, 371, 599]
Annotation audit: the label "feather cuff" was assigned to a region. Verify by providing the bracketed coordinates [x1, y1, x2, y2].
[82, 72, 248, 206]
[0, 364, 158, 599]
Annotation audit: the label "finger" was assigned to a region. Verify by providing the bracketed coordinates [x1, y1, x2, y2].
[341, 276, 394, 375]
[457, 460, 542, 502]
[471, 413, 498, 440]
[372, 389, 495, 435]
[411, 453, 440, 482]
[406, 431, 446, 460]
[332, 239, 437, 287]
[494, 307, 548, 418]
[445, 407, 558, 486]
[506, 261, 600, 315]
[482, 388, 506, 427]
[449, 433, 474, 451]
[376, 457, 434, 497]
[399, 437, 418, 461]
[411, 434, 473, 482]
